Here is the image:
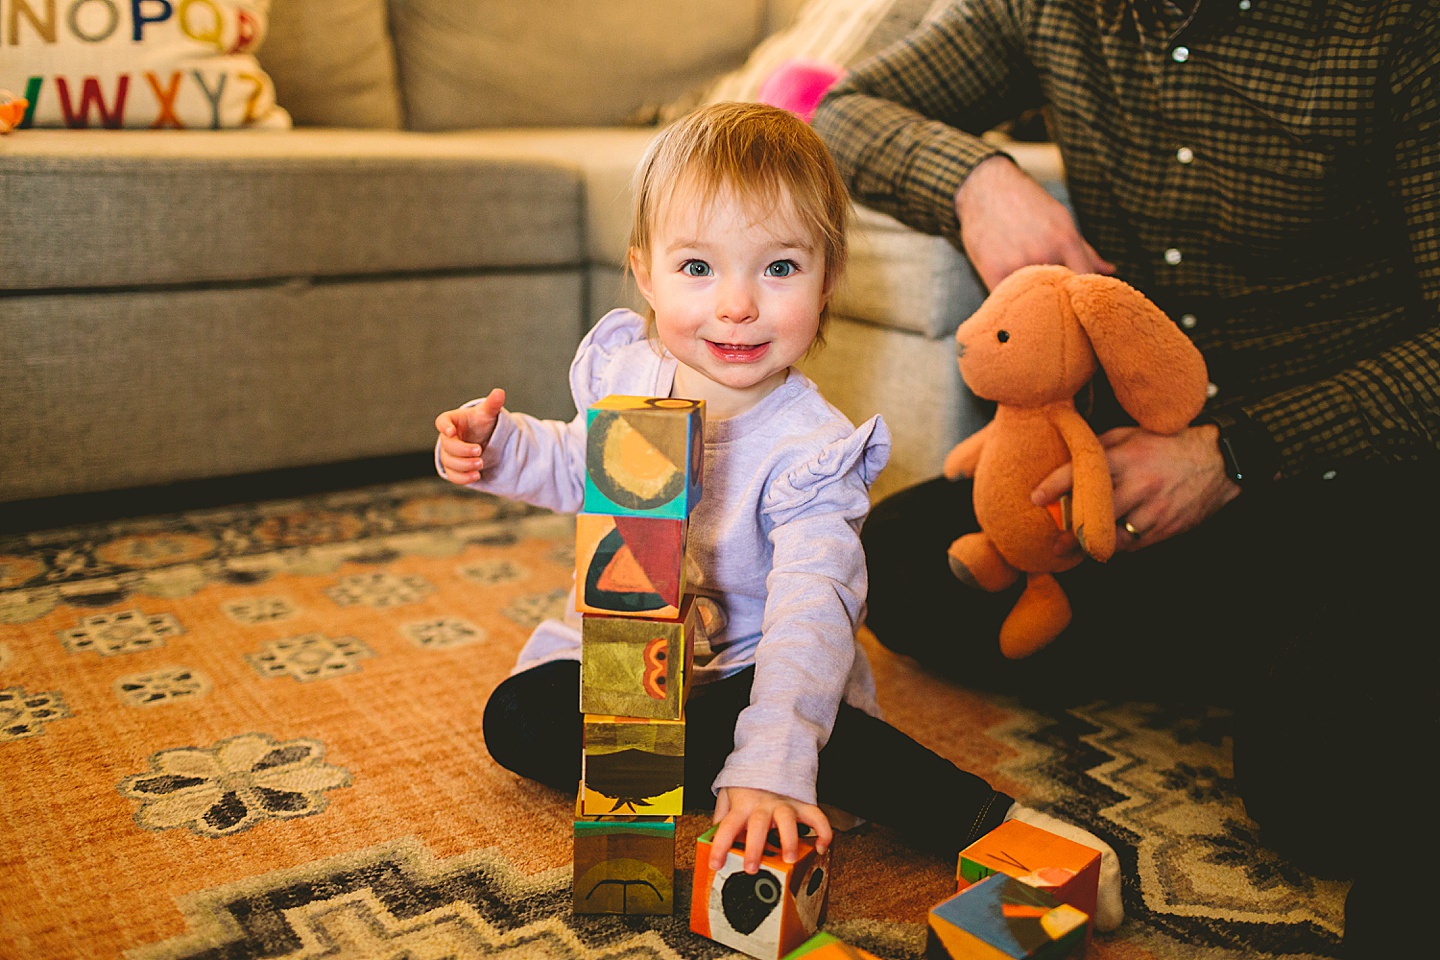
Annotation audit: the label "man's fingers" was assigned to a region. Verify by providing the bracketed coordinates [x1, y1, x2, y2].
[1031, 462, 1074, 507]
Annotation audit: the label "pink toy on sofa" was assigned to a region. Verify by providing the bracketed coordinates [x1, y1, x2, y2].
[757, 59, 846, 123]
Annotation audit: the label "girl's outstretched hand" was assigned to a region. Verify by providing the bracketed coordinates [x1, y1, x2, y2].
[434, 388, 506, 484]
[710, 786, 832, 875]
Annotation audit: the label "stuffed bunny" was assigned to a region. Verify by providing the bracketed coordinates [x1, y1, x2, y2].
[943, 264, 1209, 659]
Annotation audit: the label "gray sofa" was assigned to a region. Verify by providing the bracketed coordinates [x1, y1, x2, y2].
[0, 0, 1063, 505]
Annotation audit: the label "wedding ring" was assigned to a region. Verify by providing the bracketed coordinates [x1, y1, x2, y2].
[1122, 520, 1142, 538]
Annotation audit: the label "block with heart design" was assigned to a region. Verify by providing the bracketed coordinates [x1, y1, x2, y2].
[691, 824, 830, 960]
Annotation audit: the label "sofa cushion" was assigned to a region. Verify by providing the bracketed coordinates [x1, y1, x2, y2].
[2, 272, 583, 502]
[389, 0, 768, 130]
[0, 0, 289, 129]
[259, 0, 403, 129]
[0, 129, 585, 290]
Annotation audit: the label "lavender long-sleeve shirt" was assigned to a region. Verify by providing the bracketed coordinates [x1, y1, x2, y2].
[445, 309, 890, 804]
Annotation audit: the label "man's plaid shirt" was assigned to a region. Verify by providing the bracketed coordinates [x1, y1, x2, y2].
[813, 0, 1440, 477]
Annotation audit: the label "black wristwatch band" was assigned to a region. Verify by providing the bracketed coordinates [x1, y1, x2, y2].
[1195, 411, 1280, 487]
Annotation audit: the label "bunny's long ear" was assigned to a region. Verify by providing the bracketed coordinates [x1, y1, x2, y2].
[1064, 274, 1209, 434]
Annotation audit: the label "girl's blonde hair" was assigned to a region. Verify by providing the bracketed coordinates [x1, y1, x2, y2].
[628, 101, 852, 343]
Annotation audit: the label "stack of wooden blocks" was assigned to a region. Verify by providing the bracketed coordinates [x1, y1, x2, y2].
[572, 395, 704, 918]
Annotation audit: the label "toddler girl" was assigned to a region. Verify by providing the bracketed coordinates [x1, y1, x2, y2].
[435, 101, 1121, 928]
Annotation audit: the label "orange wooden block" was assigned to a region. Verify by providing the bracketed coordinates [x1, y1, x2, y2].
[575, 513, 686, 618]
[691, 825, 829, 959]
[958, 819, 1101, 941]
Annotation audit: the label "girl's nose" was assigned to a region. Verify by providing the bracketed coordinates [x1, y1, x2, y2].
[715, 278, 758, 323]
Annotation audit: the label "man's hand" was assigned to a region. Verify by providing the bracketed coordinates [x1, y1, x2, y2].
[710, 787, 832, 874]
[1031, 425, 1240, 552]
[956, 155, 1115, 291]
[434, 388, 505, 485]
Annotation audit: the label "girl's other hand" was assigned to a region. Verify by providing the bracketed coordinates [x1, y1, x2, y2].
[710, 786, 832, 874]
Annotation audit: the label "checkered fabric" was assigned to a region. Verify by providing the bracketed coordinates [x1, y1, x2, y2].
[813, 0, 1440, 476]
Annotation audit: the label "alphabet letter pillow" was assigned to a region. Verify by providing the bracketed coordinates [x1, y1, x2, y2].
[0, 0, 290, 129]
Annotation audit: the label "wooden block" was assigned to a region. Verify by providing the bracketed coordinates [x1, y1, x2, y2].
[573, 794, 675, 916]
[581, 714, 684, 816]
[584, 395, 703, 520]
[581, 599, 696, 720]
[928, 874, 1087, 960]
[958, 820, 1101, 941]
[691, 824, 829, 960]
[575, 513, 686, 618]
[781, 931, 882, 959]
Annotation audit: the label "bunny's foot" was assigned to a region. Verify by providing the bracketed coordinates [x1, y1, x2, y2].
[999, 572, 1071, 658]
[947, 532, 1019, 592]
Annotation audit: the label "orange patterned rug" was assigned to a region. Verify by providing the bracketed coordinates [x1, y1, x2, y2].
[0, 478, 1346, 959]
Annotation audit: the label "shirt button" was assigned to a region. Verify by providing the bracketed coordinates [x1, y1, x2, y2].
[1180, 313, 1198, 329]
[1239, 0, 1251, 10]
[1323, 469, 1338, 480]
[1205, 382, 1219, 399]
[1171, 46, 1190, 63]
[1164, 247, 1183, 265]
[1176, 146, 1195, 164]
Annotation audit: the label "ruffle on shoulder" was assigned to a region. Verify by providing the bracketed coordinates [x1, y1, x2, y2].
[763, 415, 891, 526]
[568, 309, 649, 408]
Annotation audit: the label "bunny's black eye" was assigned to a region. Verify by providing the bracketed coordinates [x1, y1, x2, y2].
[997, 330, 1010, 343]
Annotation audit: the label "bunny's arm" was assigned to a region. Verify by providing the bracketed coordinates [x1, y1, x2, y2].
[1052, 408, 1116, 561]
[943, 422, 993, 480]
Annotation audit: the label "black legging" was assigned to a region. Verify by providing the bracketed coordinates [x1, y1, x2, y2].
[859, 465, 1440, 883]
[483, 661, 1012, 859]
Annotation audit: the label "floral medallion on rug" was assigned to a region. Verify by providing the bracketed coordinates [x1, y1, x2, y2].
[0, 478, 1346, 959]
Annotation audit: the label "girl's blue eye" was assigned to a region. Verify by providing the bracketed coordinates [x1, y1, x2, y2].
[766, 260, 797, 278]
[682, 260, 712, 277]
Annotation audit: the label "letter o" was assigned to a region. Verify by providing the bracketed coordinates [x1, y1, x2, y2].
[68, 0, 120, 42]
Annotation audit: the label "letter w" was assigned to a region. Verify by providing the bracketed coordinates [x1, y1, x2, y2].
[56, 75, 130, 128]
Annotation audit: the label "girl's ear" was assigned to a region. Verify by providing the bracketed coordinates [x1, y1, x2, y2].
[629, 248, 656, 308]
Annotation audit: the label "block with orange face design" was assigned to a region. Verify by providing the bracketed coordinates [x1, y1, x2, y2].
[580, 598, 696, 720]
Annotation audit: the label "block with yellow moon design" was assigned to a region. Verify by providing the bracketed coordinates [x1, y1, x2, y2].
[575, 513, 686, 618]
[584, 396, 704, 519]
[581, 598, 696, 720]
[581, 714, 685, 816]
[573, 794, 675, 915]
